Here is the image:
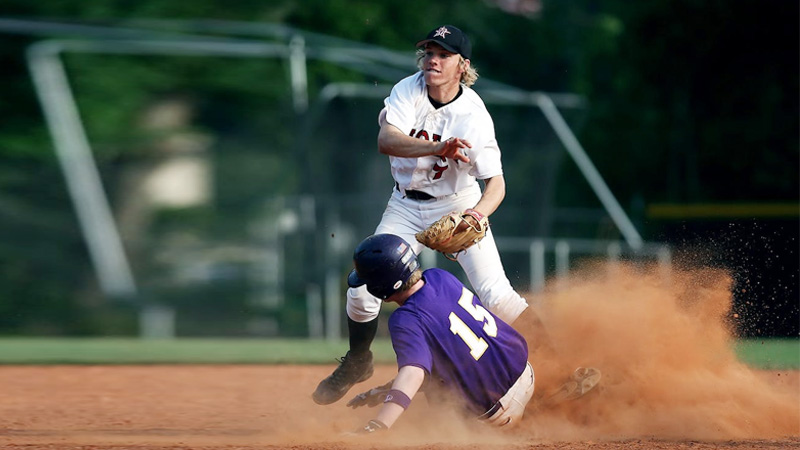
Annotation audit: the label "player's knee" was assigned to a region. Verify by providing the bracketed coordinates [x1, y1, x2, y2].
[345, 285, 382, 322]
[479, 287, 528, 324]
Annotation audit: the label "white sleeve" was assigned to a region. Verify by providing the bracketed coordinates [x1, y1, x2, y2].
[377, 107, 387, 127]
[470, 134, 504, 180]
[464, 108, 504, 180]
[383, 74, 423, 136]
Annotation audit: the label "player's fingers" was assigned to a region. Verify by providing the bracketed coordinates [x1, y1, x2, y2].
[444, 137, 469, 149]
[445, 148, 469, 163]
[437, 140, 471, 163]
[453, 150, 470, 163]
[450, 139, 471, 160]
[455, 137, 472, 148]
[461, 215, 478, 229]
[346, 393, 367, 408]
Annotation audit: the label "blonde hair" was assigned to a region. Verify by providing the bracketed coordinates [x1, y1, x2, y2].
[415, 48, 479, 87]
[400, 269, 423, 292]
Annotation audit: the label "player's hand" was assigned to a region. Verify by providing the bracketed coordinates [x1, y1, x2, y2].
[346, 380, 393, 409]
[342, 419, 388, 437]
[456, 208, 483, 233]
[436, 137, 471, 163]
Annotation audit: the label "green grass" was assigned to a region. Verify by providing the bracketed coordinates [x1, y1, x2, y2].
[0, 338, 396, 364]
[0, 337, 795, 368]
[734, 338, 800, 370]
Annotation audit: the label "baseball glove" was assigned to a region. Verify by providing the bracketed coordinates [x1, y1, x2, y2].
[347, 380, 393, 409]
[415, 209, 489, 261]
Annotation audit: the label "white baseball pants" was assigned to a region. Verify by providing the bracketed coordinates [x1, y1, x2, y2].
[482, 362, 535, 427]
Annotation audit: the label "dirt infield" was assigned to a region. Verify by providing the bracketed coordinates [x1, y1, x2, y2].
[2, 263, 797, 450]
[0, 365, 796, 450]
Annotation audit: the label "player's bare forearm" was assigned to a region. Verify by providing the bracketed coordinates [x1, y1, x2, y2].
[378, 124, 436, 157]
[378, 121, 470, 162]
[371, 365, 425, 428]
[471, 175, 506, 217]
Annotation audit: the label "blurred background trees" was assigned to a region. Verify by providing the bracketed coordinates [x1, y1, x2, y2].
[0, 0, 796, 337]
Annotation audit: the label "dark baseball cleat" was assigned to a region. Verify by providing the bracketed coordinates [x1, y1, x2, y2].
[312, 350, 374, 405]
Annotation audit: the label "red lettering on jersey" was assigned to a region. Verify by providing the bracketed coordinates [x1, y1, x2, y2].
[409, 129, 441, 143]
[410, 129, 449, 179]
[433, 156, 448, 180]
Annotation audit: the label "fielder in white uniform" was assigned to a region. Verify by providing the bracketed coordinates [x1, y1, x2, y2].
[313, 24, 534, 406]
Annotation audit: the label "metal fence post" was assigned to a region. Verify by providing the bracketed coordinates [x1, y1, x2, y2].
[530, 239, 546, 292]
[555, 240, 570, 285]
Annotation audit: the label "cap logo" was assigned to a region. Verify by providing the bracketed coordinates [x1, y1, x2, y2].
[433, 26, 451, 39]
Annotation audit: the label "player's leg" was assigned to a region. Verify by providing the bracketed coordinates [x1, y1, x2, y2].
[541, 367, 601, 407]
[312, 286, 379, 405]
[483, 362, 535, 427]
[313, 195, 423, 405]
[456, 229, 528, 323]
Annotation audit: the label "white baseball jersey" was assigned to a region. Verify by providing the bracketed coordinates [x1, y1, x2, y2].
[382, 71, 504, 197]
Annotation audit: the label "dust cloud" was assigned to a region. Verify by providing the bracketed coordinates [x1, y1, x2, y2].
[513, 261, 800, 441]
[363, 261, 799, 446]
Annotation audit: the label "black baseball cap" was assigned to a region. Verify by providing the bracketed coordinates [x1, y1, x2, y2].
[415, 25, 472, 60]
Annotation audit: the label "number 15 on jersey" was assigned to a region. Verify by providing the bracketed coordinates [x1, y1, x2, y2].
[448, 287, 498, 360]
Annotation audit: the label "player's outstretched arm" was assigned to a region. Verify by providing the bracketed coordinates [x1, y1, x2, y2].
[378, 116, 470, 163]
[362, 365, 425, 430]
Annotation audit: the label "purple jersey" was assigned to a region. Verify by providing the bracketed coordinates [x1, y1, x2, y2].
[388, 268, 529, 415]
